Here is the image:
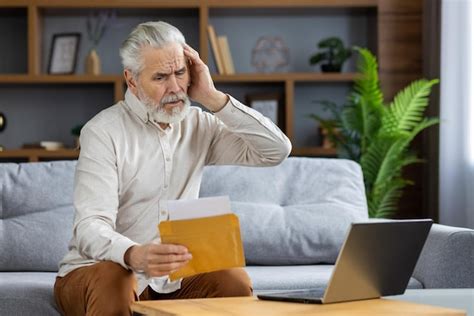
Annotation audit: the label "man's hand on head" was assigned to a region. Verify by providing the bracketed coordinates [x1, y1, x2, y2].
[183, 44, 229, 112]
[124, 243, 192, 277]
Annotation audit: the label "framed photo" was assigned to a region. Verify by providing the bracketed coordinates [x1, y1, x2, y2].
[48, 33, 81, 74]
[245, 93, 284, 129]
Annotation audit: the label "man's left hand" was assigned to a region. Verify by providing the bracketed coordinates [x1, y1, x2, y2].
[183, 44, 228, 112]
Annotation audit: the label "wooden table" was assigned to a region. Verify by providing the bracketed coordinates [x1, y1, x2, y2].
[132, 296, 466, 316]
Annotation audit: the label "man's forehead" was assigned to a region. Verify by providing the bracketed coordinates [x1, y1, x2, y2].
[142, 45, 186, 71]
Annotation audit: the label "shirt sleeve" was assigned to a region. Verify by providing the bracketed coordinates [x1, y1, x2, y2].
[205, 95, 292, 166]
[72, 124, 137, 269]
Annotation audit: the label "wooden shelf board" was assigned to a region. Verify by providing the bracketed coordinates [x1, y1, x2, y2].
[213, 72, 358, 83]
[1, 0, 376, 8]
[0, 74, 123, 84]
[291, 147, 338, 157]
[207, 0, 377, 8]
[34, 0, 200, 8]
[0, 73, 355, 84]
[0, 1, 29, 7]
[0, 149, 79, 158]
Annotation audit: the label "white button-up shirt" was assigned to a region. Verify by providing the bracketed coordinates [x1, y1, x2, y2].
[58, 90, 292, 294]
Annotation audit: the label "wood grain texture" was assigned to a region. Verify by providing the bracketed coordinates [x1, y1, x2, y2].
[131, 296, 466, 316]
[27, 5, 40, 75]
[378, 0, 425, 219]
[0, 149, 79, 162]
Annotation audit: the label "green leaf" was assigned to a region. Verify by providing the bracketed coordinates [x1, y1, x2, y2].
[382, 79, 439, 136]
[309, 52, 328, 65]
[369, 179, 407, 218]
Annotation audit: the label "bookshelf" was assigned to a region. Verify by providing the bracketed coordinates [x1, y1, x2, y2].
[0, 0, 376, 161]
[0, 0, 430, 220]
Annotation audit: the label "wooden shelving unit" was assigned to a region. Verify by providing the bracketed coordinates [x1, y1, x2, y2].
[0, 0, 378, 161]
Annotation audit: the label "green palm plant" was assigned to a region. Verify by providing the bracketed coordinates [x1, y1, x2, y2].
[309, 47, 439, 218]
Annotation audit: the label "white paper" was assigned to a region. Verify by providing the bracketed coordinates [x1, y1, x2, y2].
[167, 196, 231, 220]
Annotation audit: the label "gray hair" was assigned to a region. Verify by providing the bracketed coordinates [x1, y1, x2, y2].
[120, 21, 186, 76]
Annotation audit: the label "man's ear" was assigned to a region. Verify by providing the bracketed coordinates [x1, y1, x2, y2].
[124, 69, 138, 94]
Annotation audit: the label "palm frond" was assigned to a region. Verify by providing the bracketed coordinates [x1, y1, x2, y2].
[382, 79, 439, 136]
[352, 47, 384, 113]
[360, 137, 393, 190]
[346, 48, 385, 149]
[369, 179, 407, 217]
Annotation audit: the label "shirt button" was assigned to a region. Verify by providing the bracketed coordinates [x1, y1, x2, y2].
[165, 157, 171, 162]
[160, 210, 167, 216]
[164, 184, 168, 189]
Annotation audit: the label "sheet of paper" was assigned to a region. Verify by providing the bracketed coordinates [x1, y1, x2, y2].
[167, 195, 231, 220]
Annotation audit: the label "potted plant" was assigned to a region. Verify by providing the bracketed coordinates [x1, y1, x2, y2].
[308, 47, 439, 218]
[309, 37, 352, 72]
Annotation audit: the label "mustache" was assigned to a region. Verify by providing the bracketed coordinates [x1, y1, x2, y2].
[161, 93, 188, 106]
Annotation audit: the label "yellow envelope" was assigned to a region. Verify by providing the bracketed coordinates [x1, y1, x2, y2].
[158, 213, 245, 281]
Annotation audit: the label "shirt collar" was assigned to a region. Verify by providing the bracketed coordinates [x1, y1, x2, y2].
[124, 89, 150, 124]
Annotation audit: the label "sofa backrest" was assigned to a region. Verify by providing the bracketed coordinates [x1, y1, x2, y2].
[0, 161, 76, 272]
[200, 157, 368, 265]
[0, 157, 368, 271]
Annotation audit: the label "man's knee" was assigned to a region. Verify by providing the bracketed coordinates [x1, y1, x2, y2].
[55, 261, 137, 316]
[88, 262, 137, 314]
[207, 268, 253, 297]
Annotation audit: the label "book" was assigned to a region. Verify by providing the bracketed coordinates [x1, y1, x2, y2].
[217, 35, 235, 75]
[207, 25, 225, 74]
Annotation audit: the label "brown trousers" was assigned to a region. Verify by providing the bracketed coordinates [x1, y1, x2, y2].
[54, 261, 253, 316]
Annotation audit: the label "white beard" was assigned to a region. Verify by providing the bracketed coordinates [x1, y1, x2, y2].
[137, 88, 191, 125]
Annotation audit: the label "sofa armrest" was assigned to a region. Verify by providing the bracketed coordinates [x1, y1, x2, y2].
[413, 224, 474, 288]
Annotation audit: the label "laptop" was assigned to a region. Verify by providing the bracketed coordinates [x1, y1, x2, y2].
[257, 219, 433, 304]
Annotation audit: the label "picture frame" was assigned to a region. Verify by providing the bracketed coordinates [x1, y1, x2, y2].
[245, 93, 284, 130]
[47, 33, 81, 74]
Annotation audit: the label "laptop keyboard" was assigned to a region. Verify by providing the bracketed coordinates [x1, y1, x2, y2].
[274, 288, 326, 299]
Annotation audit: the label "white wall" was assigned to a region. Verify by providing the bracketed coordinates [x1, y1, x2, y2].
[439, 0, 474, 228]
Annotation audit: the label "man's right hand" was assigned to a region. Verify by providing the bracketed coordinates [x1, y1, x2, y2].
[124, 243, 192, 277]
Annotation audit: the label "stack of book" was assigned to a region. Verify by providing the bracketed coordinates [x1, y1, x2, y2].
[208, 25, 235, 75]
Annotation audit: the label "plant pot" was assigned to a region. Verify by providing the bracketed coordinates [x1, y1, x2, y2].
[321, 64, 342, 73]
[85, 49, 101, 75]
[319, 126, 341, 149]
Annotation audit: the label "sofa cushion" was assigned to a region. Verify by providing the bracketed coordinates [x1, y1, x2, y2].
[0, 161, 76, 272]
[0, 272, 60, 315]
[245, 265, 424, 294]
[200, 157, 368, 265]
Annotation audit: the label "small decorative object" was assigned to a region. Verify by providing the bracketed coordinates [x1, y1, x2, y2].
[40, 141, 65, 151]
[309, 37, 352, 72]
[47, 33, 81, 74]
[251, 36, 290, 73]
[0, 112, 5, 151]
[246, 93, 284, 127]
[0, 112, 6, 132]
[319, 126, 335, 149]
[85, 10, 116, 75]
[71, 124, 84, 149]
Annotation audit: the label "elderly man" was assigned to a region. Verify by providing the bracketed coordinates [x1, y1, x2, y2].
[54, 21, 291, 315]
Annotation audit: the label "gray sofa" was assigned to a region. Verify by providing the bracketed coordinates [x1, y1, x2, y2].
[1, 158, 473, 315]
